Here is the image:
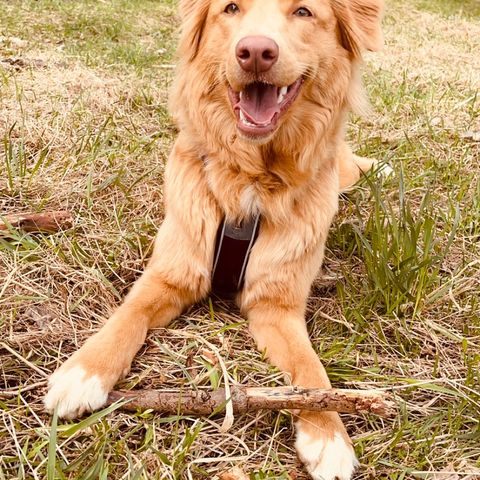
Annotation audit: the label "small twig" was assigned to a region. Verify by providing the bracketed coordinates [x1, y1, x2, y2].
[107, 386, 397, 418]
[0, 211, 73, 233]
[0, 380, 47, 398]
[1, 343, 49, 378]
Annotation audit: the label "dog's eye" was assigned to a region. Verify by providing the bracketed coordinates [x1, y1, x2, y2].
[293, 7, 313, 17]
[224, 3, 240, 14]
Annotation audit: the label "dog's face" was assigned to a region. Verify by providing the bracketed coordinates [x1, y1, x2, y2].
[219, 0, 338, 141]
[178, 0, 383, 143]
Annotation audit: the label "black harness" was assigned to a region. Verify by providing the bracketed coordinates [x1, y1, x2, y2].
[211, 214, 261, 296]
[202, 155, 261, 295]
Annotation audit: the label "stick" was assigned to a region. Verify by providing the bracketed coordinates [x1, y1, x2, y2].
[0, 211, 73, 233]
[107, 386, 397, 418]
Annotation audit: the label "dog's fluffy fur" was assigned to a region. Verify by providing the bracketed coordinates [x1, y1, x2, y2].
[45, 1, 384, 478]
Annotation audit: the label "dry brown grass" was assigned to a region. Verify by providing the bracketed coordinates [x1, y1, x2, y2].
[1, 1, 479, 479]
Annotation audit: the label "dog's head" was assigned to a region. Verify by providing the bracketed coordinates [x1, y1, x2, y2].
[176, 0, 383, 144]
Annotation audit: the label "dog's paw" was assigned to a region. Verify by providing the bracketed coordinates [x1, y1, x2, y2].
[44, 365, 109, 419]
[376, 162, 394, 180]
[295, 427, 359, 480]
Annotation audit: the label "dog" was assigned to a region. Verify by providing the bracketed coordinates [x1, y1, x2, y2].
[45, 1, 384, 478]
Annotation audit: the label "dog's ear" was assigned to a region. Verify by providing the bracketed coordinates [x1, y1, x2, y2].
[332, 0, 384, 57]
[178, 0, 211, 62]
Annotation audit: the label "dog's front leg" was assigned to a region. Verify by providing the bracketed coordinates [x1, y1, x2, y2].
[45, 137, 221, 419]
[240, 221, 358, 480]
[244, 305, 358, 480]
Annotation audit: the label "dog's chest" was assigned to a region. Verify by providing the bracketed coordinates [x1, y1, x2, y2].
[239, 184, 262, 217]
[204, 160, 291, 221]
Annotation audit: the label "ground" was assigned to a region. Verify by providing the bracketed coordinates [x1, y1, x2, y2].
[0, 1, 479, 479]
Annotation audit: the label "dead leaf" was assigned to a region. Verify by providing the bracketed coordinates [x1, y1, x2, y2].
[200, 348, 219, 365]
[220, 467, 249, 480]
[185, 352, 199, 378]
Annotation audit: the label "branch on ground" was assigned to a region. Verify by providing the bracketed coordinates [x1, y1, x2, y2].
[0, 211, 73, 233]
[108, 386, 397, 418]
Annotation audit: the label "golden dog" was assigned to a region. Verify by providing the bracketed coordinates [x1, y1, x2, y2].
[45, 1, 384, 478]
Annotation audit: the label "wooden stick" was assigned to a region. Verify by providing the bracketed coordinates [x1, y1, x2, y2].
[108, 386, 397, 418]
[0, 211, 73, 233]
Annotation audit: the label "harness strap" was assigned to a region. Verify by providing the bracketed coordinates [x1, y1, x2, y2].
[212, 214, 261, 296]
[201, 155, 261, 295]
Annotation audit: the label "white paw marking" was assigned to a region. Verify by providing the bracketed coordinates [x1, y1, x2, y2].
[44, 366, 108, 419]
[295, 428, 359, 480]
[377, 162, 394, 179]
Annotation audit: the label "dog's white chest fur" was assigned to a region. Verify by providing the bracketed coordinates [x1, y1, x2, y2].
[240, 184, 262, 216]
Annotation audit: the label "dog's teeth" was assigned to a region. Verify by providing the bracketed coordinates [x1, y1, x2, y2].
[239, 110, 256, 127]
[278, 86, 288, 104]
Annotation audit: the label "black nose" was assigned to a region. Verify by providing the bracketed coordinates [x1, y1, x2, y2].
[236, 36, 279, 73]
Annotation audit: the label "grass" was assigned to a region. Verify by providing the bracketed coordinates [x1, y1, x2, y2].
[1, 0, 479, 479]
[413, 0, 480, 18]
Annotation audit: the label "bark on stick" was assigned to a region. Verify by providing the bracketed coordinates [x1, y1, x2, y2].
[0, 211, 73, 233]
[108, 386, 397, 418]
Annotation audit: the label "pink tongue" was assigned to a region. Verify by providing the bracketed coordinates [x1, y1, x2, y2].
[237, 83, 280, 125]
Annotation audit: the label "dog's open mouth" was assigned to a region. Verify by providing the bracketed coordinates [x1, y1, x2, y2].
[228, 78, 303, 138]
